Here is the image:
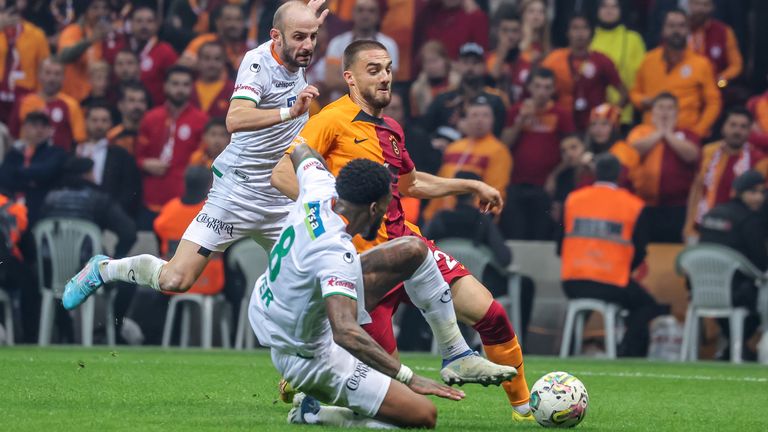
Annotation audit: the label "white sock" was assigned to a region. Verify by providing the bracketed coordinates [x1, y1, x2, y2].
[514, 403, 530, 414]
[307, 406, 397, 429]
[99, 254, 165, 291]
[403, 254, 471, 361]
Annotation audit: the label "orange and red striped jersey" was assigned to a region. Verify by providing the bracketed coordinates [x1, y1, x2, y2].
[289, 95, 419, 252]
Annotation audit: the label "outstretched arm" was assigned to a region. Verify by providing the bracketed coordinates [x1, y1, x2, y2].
[325, 295, 464, 401]
[399, 170, 504, 213]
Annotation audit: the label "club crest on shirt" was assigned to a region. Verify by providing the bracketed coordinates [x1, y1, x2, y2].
[710, 45, 722, 59]
[580, 61, 596, 79]
[680, 65, 692, 78]
[141, 56, 153, 72]
[389, 135, 400, 156]
[50, 107, 63, 123]
[177, 124, 191, 141]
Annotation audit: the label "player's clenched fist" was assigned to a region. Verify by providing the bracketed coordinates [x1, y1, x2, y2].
[289, 85, 320, 118]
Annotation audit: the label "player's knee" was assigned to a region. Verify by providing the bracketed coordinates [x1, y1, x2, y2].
[160, 267, 194, 292]
[400, 236, 428, 265]
[415, 403, 437, 429]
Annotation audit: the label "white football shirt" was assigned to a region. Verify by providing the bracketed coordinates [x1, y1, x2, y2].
[248, 157, 370, 356]
[213, 40, 309, 198]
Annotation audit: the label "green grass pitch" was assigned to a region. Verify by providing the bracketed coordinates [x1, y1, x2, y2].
[2, 347, 767, 431]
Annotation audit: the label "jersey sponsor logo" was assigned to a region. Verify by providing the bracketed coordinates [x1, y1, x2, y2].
[195, 213, 235, 237]
[303, 160, 324, 171]
[303, 201, 326, 240]
[274, 80, 296, 89]
[354, 137, 368, 144]
[250, 63, 261, 73]
[234, 169, 250, 181]
[346, 361, 371, 391]
[234, 84, 260, 96]
[287, 95, 297, 107]
[327, 277, 355, 292]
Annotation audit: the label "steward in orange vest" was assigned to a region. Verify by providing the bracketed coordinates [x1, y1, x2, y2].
[558, 154, 669, 357]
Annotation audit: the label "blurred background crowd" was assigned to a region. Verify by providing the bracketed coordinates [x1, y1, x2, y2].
[1, 0, 767, 359]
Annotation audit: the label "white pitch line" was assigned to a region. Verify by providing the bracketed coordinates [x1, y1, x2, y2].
[412, 366, 767, 383]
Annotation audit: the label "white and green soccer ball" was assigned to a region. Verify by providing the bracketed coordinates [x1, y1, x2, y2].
[530, 371, 589, 428]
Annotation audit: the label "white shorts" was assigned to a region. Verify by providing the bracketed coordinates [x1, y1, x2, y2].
[182, 175, 292, 252]
[271, 341, 392, 417]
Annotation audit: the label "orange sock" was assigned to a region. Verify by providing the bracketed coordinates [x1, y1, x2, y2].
[484, 336, 530, 406]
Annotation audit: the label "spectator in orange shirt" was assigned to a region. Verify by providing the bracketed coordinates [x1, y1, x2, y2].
[0, 2, 50, 123]
[135, 65, 207, 228]
[107, 81, 149, 155]
[688, 0, 742, 87]
[684, 107, 768, 240]
[409, 41, 460, 119]
[56, 0, 116, 102]
[8, 58, 86, 151]
[542, 14, 627, 132]
[627, 92, 700, 243]
[630, 9, 721, 138]
[179, 4, 247, 78]
[518, 0, 550, 64]
[189, 117, 229, 169]
[500, 67, 575, 240]
[423, 98, 513, 221]
[190, 42, 234, 119]
[487, 7, 530, 106]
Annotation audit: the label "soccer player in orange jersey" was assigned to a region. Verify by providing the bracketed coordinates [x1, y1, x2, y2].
[272, 40, 534, 423]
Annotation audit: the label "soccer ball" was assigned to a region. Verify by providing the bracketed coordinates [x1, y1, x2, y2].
[529, 371, 589, 428]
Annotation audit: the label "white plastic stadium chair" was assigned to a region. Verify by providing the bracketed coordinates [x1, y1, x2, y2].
[161, 293, 230, 349]
[33, 218, 115, 347]
[434, 238, 524, 345]
[559, 298, 625, 359]
[676, 243, 765, 364]
[227, 239, 269, 350]
[0, 287, 14, 345]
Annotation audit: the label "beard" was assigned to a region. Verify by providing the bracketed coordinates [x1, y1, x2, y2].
[362, 87, 392, 110]
[665, 33, 687, 50]
[362, 217, 384, 241]
[166, 93, 188, 107]
[281, 39, 313, 68]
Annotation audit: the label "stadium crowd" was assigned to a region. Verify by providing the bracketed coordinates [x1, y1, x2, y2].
[0, 0, 767, 359]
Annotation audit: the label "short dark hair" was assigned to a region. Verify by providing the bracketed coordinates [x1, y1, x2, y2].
[336, 159, 392, 205]
[343, 40, 388, 70]
[130, 5, 156, 20]
[494, 4, 520, 25]
[595, 153, 621, 183]
[663, 8, 688, 24]
[164, 64, 195, 82]
[118, 80, 151, 104]
[23, 111, 50, 126]
[652, 91, 678, 106]
[199, 41, 226, 57]
[723, 106, 754, 124]
[527, 67, 556, 85]
[84, 101, 113, 122]
[204, 117, 227, 133]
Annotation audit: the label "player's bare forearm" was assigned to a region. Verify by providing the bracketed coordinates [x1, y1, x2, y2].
[400, 171, 477, 199]
[271, 155, 300, 201]
[326, 295, 401, 377]
[226, 104, 285, 133]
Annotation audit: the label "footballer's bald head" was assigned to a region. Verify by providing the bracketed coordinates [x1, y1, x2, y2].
[272, 0, 316, 32]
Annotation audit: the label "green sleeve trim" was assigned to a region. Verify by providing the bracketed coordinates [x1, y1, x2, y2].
[322, 292, 357, 300]
[230, 95, 259, 105]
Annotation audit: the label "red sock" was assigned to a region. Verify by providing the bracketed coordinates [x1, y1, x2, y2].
[472, 300, 515, 345]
